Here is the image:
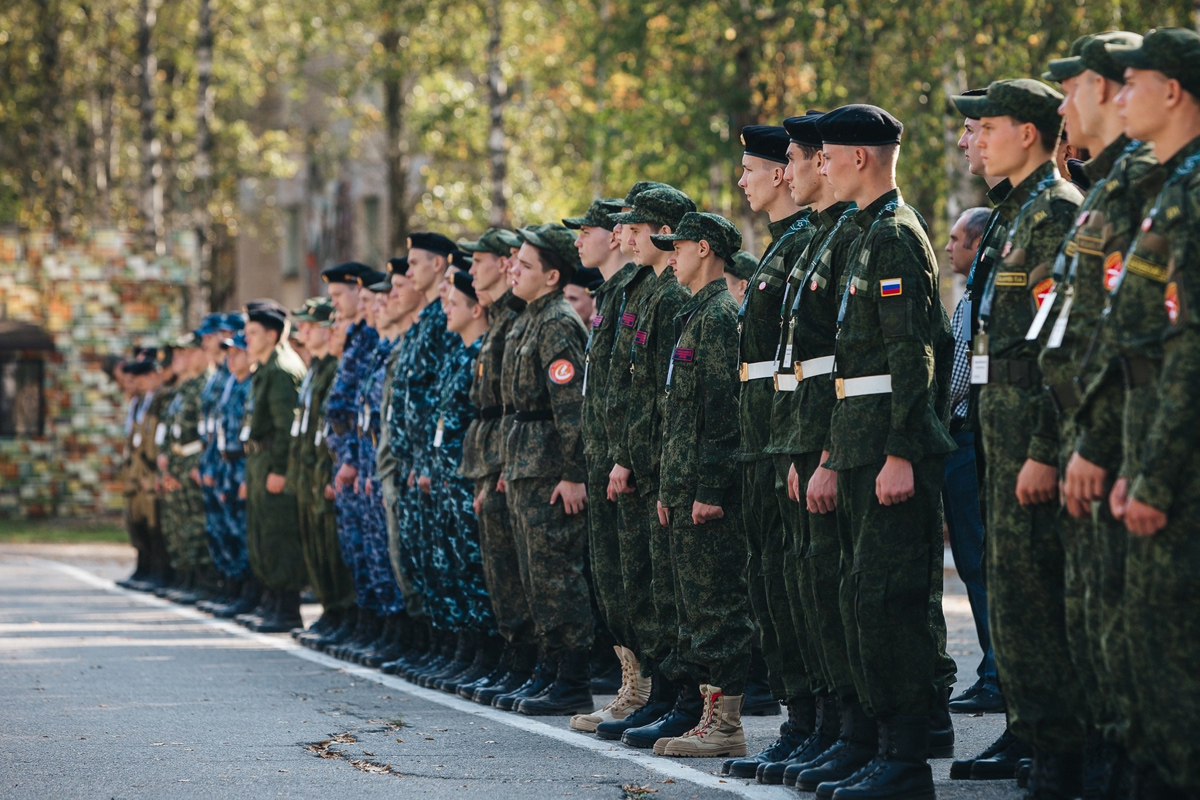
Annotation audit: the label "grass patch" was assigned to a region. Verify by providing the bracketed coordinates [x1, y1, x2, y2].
[0, 519, 128, 544]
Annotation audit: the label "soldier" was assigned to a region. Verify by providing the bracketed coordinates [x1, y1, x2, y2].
[954, 80, 1089, 794]
[564, 266, 602, 326]
[239, 301, 308, 633]
[492, 223, 593, 716]
[724, 251, 757, 306]
[193, 313, 233, 609]
[1103, 28, 1200, 798]
[457, 230, 538, 703]
[138, 350, 175, 593]
[733, 125, 815, 727]
[1037, 31, 1157, 794]
[790, 104, 956, 800]
[116, 359, 148, 589]
[564, 198, 652, 732]
[121, 358, 165, 590]
[648, 212, 755, 758]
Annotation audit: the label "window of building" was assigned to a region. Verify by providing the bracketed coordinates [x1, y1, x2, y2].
[0, 357, 45, 437]
[363, 196, 382, 266]
[283, 206, 302, 278]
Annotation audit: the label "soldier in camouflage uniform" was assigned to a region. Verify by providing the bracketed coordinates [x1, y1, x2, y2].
[648, 212, 755, 759]
[121, 358, 166, 589]
[240, 302, 308, 633]
[458, 230, 539, 703]
[492, 224, 593, 717]
[194, 313, 232, 604]
[563, 199, 653, 730]
[955, 81, 1089, 792]
[140, 352, 175, 592]
[794, 105, 957, 799]
[1100, 29, 1200, 796]
[723, 250, 757, 307]
[1037, 33, 1158, 791]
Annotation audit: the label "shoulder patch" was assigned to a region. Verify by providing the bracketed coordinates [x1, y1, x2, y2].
[1103, 252, 1123, 291]
[1165, 282, 1180, 324]
[1032, 210, 1048, 224]
[549, 359, 576, 385]
[879, 278, 902, 297]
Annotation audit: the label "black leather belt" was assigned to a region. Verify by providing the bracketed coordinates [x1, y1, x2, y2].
[477, 404, 509, 421]
[988, 358, 1041, 390]
[221, 450, 245, 462]
[1120, 356, 1158, 389]
[1046, 379, 1084, 413]
[514, 409, 554, 422]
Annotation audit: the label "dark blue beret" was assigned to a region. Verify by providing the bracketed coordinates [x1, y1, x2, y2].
[407, 232, 456, 257]
[451, 270, 477, 301]
[740, 125, 791, 164]
[321, 261, 371, 284]
[246, 303, 288, 334]
[816, 104, 904, 146]
[783, 111, 826, 148]
[387, 256, 409, 276]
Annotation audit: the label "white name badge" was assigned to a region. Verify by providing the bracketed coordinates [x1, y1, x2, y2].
[433, 418, 445, 448]
[154, 423, 167, 446]
[198, 421, 207, 437]
[1046, 293, 1074, 350]
[290, 417, 301, 438]
[783, 344, 793, 367]
[171, 424, 182, 439]
[133, 432, 143, 448]
[1025, 290, 1057, 340]
[239, 424, 250, 443]
[301, 408, 311, 434]
[970, 355, 990, 385]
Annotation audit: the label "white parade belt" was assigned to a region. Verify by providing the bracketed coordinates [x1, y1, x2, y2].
[835, 374, 893, 399]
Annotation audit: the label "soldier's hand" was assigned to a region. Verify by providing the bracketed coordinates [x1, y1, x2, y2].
[875, 456, 914, 506]
[266, 473, 287, 494]
[407, 470, 417, 489]
[1015, 458, 1058, 506]
[1124, 498, 1168, 537]
[1063, 452, 1107, 518]
[807, 462, 838, 515]
[335, 463, 358, 491]
[552, 480, 587, 515]
[203, 475, 216, 487]
[418, 475, 432, 495]
[692, 501, 724, 525]
[656, 500, 670, 527]
[238, 482, 247, 500]
[354, 477, 361, 494]
[157, 455, 168, 471]
[607, 464, 634, 501]
[364, 478, 373, 495]
[189, 468, 202, 485]
[324, 483, 336, 501]
[1109, 477, 1130, 520]
[787, 463, 800, 502]
[496, 477, 507, 494]
[473, 489, 485, 515]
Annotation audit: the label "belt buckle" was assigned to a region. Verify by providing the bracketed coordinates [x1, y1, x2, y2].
[772, 373, 781, 392]
[739, 362, 749, 382]
[835, 378, 846, 400]
[793, 361, 803, 381]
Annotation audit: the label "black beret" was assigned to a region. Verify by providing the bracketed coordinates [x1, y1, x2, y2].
[569, 266, 604, 292]
[124, 360, 156, 376]
[356, 269, 388, 289]
[247, 304, 287, 334]
[451, 270, 477, 302]
[740, 125, 791, 164]
[321, 261, 371, 284]
[816, 104, 904, 146]
[783, 111, 825, 148]
[407, 232, 456, 257]
[386, 256, 409, 276]
[449, 249, 474, 269]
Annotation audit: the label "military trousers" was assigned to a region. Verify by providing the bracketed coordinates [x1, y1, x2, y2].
[743, 457, 807, 700]
[299, 474, 356, 612]
[792, 450, 856, 699]
[360, 471, 404, 616]
[474, 475, 533, 643]
[506, 477, 594, 654]
[586, 459, 634, 649]
[245, 452, 306, 592]
[162, 481, 210, 572]
[662, 500, 754, 695]
[215, 459, 250, 580]
[381, 474, 424, 618]
[981, 383, 1085, 753]
[434, 470, 494, 632]
[836, 456, 949, 719]
[771, 453, 821, 698]
[617, 489, 673, 671]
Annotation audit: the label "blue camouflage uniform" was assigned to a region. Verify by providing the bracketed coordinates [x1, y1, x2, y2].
[356, 334, 403, 615]
[215, 372, 251, 579]
[199, 361, 231, 571]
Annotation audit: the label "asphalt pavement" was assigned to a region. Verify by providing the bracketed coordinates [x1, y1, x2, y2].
[0, 543, 1020, 799]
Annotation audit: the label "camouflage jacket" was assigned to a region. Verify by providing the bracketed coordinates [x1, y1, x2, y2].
[245, 345, 306, 477]
[135, 386, 171, 492]
[357, 335, 399, 478]
[659, 279, 741, 508]
[581, 263, 639, 460]
[1121, 136, 1200, 513]
[325, 319, 379, 471]
[287, 354, 338, 490]
[978, 161, 1083, 464]
[827, 190, 957, 470]
[198, 363, 228, 482]
[433, 335, 483, 481]
[604, 264, 656, 465]
[217, 373, 250, 488]
[622, 265, 691, 495]
[738, 208, 814, 461]
[766, 201, 857, 456]
[501, 291, 588, 482]
[309, 357, 339, 512]
[462, 291, 525, 480]
[162, 374, 206, 478]
[374, 341, 406, 484]
[401, 301, 460, 480]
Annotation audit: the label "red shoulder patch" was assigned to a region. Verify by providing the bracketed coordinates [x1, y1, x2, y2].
[549, 359, 576, 385]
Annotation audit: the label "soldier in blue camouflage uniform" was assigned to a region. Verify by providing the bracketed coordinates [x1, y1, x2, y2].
[196, 313, 239, 612]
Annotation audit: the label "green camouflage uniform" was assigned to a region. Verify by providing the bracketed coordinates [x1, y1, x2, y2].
[738, 208, 815, 701]
[463, 291, 532, 644]
[244, 345, 308, 591]
[977, 161, 1087, 752]
[659, 278, 753, 693]
[131, 386, 171, 577]
[377, 341, 422, 617]
[160, 373, 210, 573]
[826, 190, 957, 719]
[501, 290, 593, 654]
[1043, 137, 1157, 742]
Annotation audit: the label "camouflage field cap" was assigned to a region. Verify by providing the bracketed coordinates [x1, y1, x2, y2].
[609, 186, 696, 230]
[951, 79, 1064, 138]
[1108, 27, 1200, 98]
[563, 198, 624, 230]
[725, 250, 758, 281]
[494, 229, 523, 250]
[458, 228, 513, 256]
[222, 331, 249, 351]
[290, 296, 328, 322]
[220, 312, 244, 332]
[651, 212, 743, 261]
[621, 180, 673, 208]
[517, 223, 582, 275]
[309, 298, 335, 325]
[175, 332, 202, 349]
[196, 313, 224, 337]
[1042, 34, 1096, 82]
[741, 125, 791, 164]
[1079, 32, 1143, 83]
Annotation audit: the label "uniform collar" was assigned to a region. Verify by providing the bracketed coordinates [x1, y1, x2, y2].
[769, 207, 810, 240]
[677, 278, 728, 316]
[815, 201, 855, 228]
[986, 178, 1012, 207]
[852, 188, 902, 229]
[1083, 135, 1133, 183]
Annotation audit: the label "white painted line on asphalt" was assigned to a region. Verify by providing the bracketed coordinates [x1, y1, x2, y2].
[34, 558, 792, 800]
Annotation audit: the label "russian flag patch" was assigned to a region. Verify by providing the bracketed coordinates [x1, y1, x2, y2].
[879, 278, 902, 297]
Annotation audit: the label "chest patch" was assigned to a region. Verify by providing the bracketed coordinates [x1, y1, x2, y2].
[634, 330, 648, 346]
[620, 312, 637, 328]
[673, 347, 695, 363]
[592, 315, 604, 328]
[879, 278, 902, 297]
[1103, 252, 1123, 292]
[549, 360, 576, 385]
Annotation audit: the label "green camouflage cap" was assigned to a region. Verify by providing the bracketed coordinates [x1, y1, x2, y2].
[494, 228, 523, 250]
[458, 228, 512, 256]
[173, 332, 201, 349]
[291, 296, 332, 322]
[1079, 32, 1143, 83]
[517, 223, 582, 276]
[563, 198, 624, 230]
[622, 181, 672, 208]
[725, 250, 758, 281]
[609, 186, 696, 230]
[951, 78, 1065, 139]
[650, 212, 742, 261]
[1042, 34, 1095, 82]
[308, 298, 335, 326]
[1108, 27, 1200, 98]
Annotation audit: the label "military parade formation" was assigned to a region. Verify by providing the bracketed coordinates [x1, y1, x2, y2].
[109, 26, 1200, 800]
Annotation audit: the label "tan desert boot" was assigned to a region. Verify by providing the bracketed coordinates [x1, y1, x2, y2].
[569, 645, 650, 732]
[661, 685, 747, 758]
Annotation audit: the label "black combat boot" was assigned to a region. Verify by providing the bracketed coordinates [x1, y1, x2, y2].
[198, 576, 239, 614]
[338, 608, 383, 661]
[742, 648, 782, 716]
[296, 607, 339, 643]
[117, 550, 151, 590]
[236, 587, 273, 628]
[493, 650, 556, 711]
[421, 631, 474, 687]
[214, 576, 260, 618]
[406, 627, 456, 682]
[1025, 748, 1083, 800]
[355, 613, 398, 667]
[724, 693, 816, 777]
[474, 642, 536, 705]
[968, 728, 1032, 780]
[825, 714, 935, 800]
[362, 615, 406, 669]
[776, 694, 844, 785]
[254, 590, 302, 633]
[441, 633, 503, 694]
[620, 683, 703, 749]
[794, 697, 877, 792]
[381, 615, 425, 673]
[518, 649, 594, 715]
[927, 686, 954, 758]
[459, 638, 513, 699]
[595, 670, 674, 741]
